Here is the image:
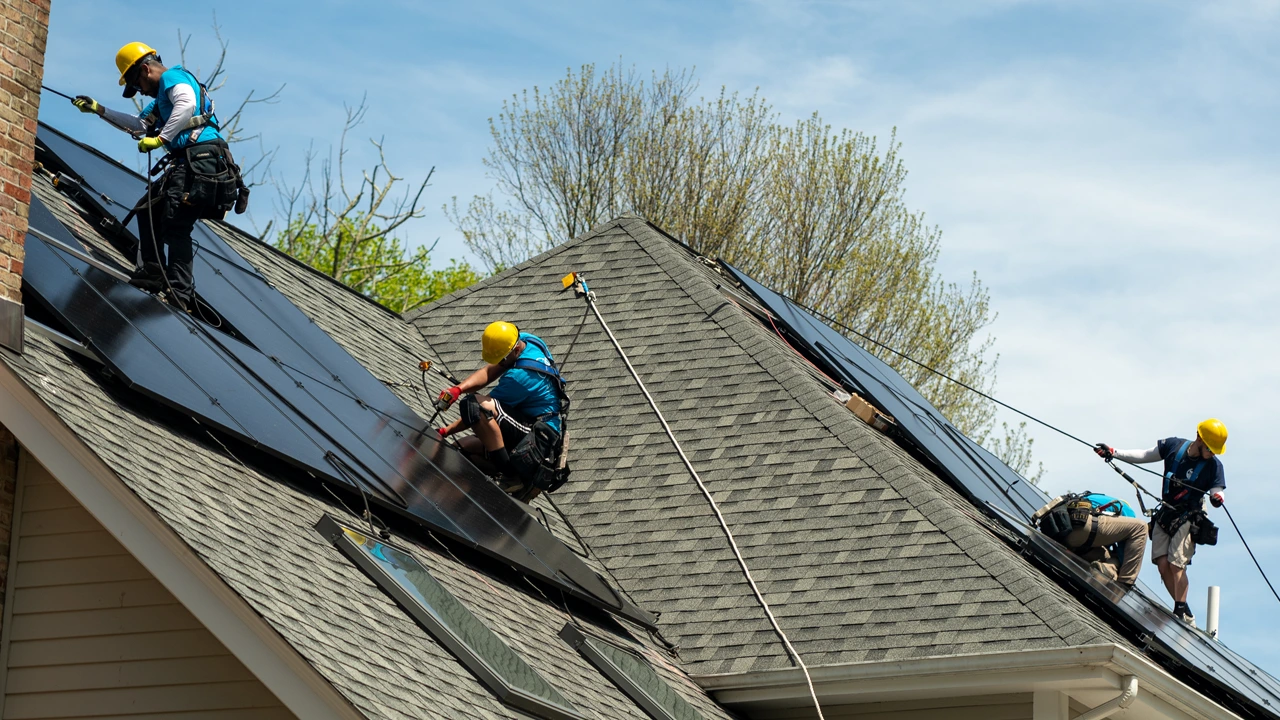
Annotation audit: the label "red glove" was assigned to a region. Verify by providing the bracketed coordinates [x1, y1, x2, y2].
[435, 386, 461, 411]
[1210, 491, 1224, 508]
[1094, 443, 1115, 461]
[437, 426, 452, 439]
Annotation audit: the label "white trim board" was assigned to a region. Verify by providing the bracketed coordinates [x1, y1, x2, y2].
[0, 358, 363, 720]
[694, 644, 1241, 720]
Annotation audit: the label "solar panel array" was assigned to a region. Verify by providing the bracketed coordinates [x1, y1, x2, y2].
[722, 261, 1050, 519]
[723, 261, 1280, 719]
[25, 123, 653, 629]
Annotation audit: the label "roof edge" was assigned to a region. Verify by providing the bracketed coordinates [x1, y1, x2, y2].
[694, 643, 1237, 720]
[0, 344, 365, 720]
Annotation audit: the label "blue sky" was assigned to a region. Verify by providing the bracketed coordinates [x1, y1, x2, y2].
[38, 0, 1280, 675]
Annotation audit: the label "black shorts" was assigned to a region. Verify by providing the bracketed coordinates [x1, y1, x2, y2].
[491, 398, 533, 450]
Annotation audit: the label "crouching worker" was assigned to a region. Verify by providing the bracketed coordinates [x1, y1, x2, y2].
[434, 321, 569, 500]
[1032, 491, 1148, 589]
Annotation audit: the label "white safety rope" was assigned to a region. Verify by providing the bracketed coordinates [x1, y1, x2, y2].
[575, 275, 826, 720]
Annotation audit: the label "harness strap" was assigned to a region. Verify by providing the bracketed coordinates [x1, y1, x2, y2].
[1165, 440, 1207, 502]
[1075, 516, 1100, 551]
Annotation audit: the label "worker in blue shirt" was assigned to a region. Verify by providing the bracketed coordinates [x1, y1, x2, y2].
[1095, 418, 1228, 625]
[71, 42, 244, 308]
[1033, 491, 1148, 589]
[435, 322, 567, 495]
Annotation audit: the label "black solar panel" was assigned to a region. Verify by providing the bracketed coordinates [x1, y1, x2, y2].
[25, 124, 653, 629]
[723, 260, 1280, 719]
[35, 124, 258, 277]
[991, 508, 1280, 719]
[24, 199, 370, 490]
[723, 262, 1049, 519]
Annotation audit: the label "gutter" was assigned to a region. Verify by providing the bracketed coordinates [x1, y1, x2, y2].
[693, 644, 1240, 720]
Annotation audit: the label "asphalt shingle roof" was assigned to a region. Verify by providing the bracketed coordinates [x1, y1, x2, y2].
[410, 215, 1129, 675]
[6, 176, 734, 720]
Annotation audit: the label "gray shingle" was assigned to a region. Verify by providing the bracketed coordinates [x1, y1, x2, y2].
[7, 180, 734, 720]
[411, 216, 1130, 674]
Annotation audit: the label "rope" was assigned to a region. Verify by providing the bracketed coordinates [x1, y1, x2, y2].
[791, 297, 1098, 448]
[1222, 505, 1280, 604]
[759, 289, 1280, 609]
[574, 274, 826, 720]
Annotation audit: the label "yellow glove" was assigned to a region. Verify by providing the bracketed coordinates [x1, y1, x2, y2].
[137, 136, 165, 153]
[71, 95, 101, 115]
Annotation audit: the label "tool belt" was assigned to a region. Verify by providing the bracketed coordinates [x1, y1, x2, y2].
[1151, 504, 1219, 546]
[179, 140, 245, 220]
[1035, 494, 1099, 550]
[509, 415, 569, 493]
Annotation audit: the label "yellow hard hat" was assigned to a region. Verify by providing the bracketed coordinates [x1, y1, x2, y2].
[1197, 418, 1227, 455]
[115, 42, 157, 86]
[481, 321, 520, 365]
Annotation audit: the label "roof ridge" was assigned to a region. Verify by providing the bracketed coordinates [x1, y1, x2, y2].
[615, 218, 1120, 649]
[404, 217, 631, 321]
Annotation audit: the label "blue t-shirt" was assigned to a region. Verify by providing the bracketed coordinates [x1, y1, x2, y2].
[140, 65, 223, 151]
[489, 333, 563, 432]
[1082, 493, 1136, 518]
[1157, 436, 1225, 507]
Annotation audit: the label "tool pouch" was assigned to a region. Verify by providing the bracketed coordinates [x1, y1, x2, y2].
[511, 418, 568, 493]
[1153, 504, 1191, 535]
[1067, 499, 1094, 528]
[1192, 514, 1219, 546]
[182, 141, 239, 220]
[1041, 507, 1073, 539]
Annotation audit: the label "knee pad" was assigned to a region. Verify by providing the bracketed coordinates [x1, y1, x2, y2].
[459, 394, 482, 426]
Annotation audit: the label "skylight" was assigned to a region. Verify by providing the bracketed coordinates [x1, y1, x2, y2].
[560, 623, 705, 720]
[320, 516, 584, 720]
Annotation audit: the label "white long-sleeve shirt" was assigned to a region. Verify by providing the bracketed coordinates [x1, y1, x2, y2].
[1113, 445, 1225, 505]
[100, 83, 201, 144]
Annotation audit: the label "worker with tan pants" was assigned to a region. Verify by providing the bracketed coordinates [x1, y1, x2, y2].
[1033, 492, 1148, 589]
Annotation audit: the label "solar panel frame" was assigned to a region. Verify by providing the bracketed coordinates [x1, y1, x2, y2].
[723, 261, 1049, 518]
[989, 507, 1280, 719]
[26, 124, 656, 629]
[35, 124, 259, 277]
[560, 623, 706, 720]
[718, 260, 1280, 718]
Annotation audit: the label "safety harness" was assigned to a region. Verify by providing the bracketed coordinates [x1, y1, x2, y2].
[140, 67, 220, 141]
[1152, 441, 1219, 545]
[506, 336, 572, 494]
[1033, 491, 1124, 551]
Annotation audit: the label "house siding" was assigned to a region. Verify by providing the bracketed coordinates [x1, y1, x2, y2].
[0, 455, 295, 719]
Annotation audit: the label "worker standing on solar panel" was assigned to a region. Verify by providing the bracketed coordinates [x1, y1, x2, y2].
[1095, 418, 1227, 626]
[69, 42, 245, 308]
[1032, 491, 1148, 589]
[434, 322, 569, 500]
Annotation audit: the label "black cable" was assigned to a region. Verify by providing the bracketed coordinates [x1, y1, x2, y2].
[771, 294, 1280, 606]
[793, 297, 1099, 449]
[1222, 504, 1280, 604]
[557, 302, 592, 372]
[41, 84, 74, 101]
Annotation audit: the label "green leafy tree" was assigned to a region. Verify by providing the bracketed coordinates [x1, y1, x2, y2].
[272, 101, 479, 313]
[274, 215, 480, 313]
[449, 62, 1040, 478]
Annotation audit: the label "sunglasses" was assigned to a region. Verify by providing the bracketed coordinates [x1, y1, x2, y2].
[124, 57, 152, 91]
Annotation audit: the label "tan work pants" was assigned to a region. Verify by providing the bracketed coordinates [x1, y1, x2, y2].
[1063, 514, 1149, 585]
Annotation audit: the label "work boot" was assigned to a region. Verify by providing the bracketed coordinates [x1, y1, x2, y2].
[1173, 602, 1196, 626]
[496, 474, 525, 495]
[128, 262, 166, 293]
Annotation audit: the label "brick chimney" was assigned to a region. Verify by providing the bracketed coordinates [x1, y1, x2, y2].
[0, 0, 50, 644]
[0, 0, 50, 353]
